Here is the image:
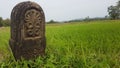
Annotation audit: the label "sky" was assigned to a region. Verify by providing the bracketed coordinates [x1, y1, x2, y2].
[0, 0, 118, 21]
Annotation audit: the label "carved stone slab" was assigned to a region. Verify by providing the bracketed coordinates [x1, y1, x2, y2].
[9, 1, 46, 60]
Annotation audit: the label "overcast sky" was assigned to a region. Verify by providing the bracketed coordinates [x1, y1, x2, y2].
[0, 0, 118, 21]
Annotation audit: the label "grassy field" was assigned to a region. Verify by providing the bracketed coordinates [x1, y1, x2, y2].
[0, 20, 120, 68]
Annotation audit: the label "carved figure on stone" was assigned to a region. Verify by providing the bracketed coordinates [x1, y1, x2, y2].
[9, 1, 46, 60]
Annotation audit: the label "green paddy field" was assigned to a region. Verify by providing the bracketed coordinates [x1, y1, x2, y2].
[0, 20, 120, 68]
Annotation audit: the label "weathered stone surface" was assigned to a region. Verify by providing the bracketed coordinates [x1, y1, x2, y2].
[9, 1, 46, 60]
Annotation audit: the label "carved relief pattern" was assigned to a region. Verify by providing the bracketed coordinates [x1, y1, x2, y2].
[24, 9, 42, 38]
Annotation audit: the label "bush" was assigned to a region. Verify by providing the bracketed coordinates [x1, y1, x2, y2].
[0, 17, 10, 27]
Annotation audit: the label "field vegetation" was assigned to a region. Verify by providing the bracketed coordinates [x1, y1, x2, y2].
[0, 20, 120, 68]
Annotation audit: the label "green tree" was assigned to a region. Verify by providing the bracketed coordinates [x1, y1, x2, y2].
[108, 6, 119, 19]
[108, 0, 120, 19]
[0, 17, 3, 27]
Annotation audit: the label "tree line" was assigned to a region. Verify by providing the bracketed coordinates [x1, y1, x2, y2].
[0, 17, 10, 27]
[50, 0, 120, 23]
[0, 0, 120, 25]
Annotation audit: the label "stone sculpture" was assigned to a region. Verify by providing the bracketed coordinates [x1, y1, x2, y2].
[9, 1, 46, 60]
